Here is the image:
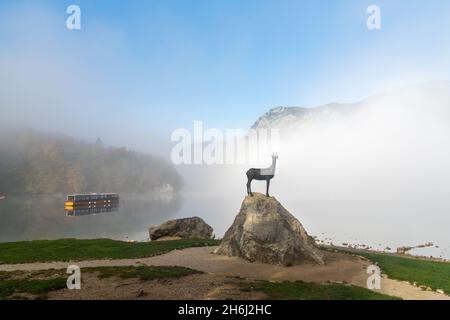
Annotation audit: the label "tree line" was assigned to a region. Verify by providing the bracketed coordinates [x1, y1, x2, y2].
[0, 129, 182, 195]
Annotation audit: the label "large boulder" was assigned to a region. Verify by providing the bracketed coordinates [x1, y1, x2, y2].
[215, 193, 324, 266]
[149, 216, 213, 241]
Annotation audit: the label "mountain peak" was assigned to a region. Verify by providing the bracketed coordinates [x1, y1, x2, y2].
[250, 81, 450, 130]
[251, 106, 306, 129]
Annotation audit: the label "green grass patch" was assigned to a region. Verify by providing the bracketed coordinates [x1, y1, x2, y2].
[0, 238, 220, 264]
[242, 281, 400, 300]
[0, 276, 66, 300]
[338, 249, 450, 295]
[85, 265, 202, 281]
[0, 265, 202, 300]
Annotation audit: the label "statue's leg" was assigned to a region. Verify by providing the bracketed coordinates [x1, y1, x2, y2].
[247, 179, 253, 196]
[266, 178, 270, 197]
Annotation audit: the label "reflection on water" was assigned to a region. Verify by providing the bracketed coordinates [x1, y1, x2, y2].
[66, 206, 119, 216]
[0, 194, 182, 242]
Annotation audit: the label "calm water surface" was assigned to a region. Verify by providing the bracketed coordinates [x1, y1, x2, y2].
[1, 192, 449, 260]
[0, 194, 182, 242]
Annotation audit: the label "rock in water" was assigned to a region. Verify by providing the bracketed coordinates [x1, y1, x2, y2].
[215, 193, 324, 266]
[149, 216, 213, 241]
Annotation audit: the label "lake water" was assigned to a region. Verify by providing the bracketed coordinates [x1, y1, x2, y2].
[0, 194, 183, 243]
[1, 190, 449, 260]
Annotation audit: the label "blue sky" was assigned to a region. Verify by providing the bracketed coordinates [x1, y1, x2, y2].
[1, 0, 450, 153]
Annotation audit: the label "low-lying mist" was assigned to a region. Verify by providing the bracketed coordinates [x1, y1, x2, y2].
[177, 81, 450, 257]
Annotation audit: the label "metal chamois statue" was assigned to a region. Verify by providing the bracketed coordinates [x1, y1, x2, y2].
[246, 153, 278, 197]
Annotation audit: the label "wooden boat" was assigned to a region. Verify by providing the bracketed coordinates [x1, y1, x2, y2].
[64, 193, 119, 210]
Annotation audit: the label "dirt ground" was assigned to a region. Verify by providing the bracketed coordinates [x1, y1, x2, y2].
[46, 273, 266, 300]
[1, 246, 449, 300]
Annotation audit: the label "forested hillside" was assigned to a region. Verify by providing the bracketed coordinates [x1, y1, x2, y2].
[0, 129, 182, 195]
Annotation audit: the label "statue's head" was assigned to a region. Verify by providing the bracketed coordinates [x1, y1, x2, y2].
[271, 153, 278, 160]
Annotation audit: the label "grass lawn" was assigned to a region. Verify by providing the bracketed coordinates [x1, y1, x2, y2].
[334, 248, 450, 295]
[242, 281, 400, 300]
[85, 265, 202, 281]
[0, 265, 202, 300]
[0, 277, 67, 300]
[0, 238, 220, 264]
